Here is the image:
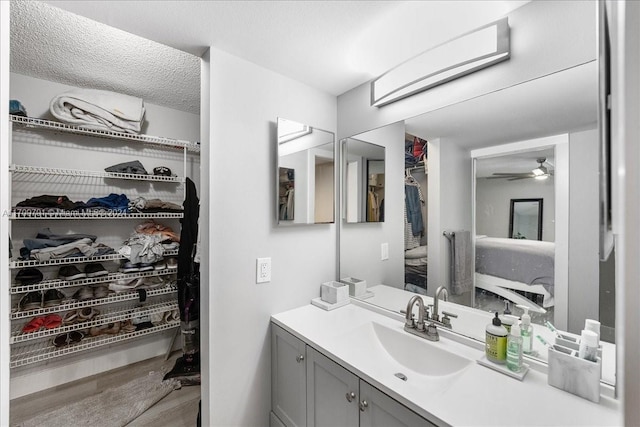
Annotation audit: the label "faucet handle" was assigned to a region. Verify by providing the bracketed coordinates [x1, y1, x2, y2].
[404, 313, 415, 329]
[441, 311, 458, 327]
[427, 304, 434, 320]
[426, 322, 439, 341]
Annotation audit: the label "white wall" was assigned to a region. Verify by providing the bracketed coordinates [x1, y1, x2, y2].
[337, 0, 596, 140]
[476, 177, 555, 241]
[207, 47, 337, 427]
[568, 128, 599, 333]
[427, 139, 472, 301]
[6, 73, 201, 398]
[339, 122, 405, 289]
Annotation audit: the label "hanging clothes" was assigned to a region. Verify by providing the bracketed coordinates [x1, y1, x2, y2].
[404, 170, 425, 236]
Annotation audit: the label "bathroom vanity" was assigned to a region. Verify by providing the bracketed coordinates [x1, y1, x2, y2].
[271, 303, 620, 427]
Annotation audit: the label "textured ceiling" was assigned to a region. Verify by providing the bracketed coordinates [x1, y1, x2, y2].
[11, 1, 529, 115]
[10, 1, 201, 114]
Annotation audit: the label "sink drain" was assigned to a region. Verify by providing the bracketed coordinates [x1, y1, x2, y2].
[394, 372, 407, 381]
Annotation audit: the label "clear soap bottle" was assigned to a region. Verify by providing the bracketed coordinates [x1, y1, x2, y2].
[506, 322, 523, 372]
[517, 305, 533, 355]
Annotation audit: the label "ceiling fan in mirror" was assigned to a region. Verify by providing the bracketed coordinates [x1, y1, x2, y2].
[488, 157, 554, 181]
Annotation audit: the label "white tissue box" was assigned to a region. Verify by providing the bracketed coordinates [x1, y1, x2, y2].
[339, 277, 367, 297]
[321, 281, 349, 304]
[547, 344, 601, 403]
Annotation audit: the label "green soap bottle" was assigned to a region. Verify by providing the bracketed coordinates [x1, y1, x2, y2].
[486, 312, 508, 364]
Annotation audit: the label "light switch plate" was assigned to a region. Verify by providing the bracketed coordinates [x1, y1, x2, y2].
[381, 243, 389, 260]
[257, 257, 271, 283]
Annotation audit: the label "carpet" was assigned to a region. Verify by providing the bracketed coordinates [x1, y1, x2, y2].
[16, 370, 179, 427]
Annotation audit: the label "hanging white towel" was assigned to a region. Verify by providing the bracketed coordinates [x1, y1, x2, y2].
[50, 89, 145, 134]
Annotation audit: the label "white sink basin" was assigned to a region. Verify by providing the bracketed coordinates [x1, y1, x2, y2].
[337, 321, 473, 377]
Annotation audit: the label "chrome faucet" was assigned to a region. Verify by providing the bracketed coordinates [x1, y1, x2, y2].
[432, 286, 448, 322]
[404, 295, 439, 341]
[404, 295, 426, 332]
[430, 286, 458, 329]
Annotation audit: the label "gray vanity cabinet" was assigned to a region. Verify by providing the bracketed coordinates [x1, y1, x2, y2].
[272, 325, 307, 427]
[359, 381, 436, 427]
[306, 346, 359, 426]
[271, 323, 436, 427]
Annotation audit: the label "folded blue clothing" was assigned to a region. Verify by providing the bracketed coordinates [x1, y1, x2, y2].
[83, 193, 130, 213]
[9, 100, 27, 116]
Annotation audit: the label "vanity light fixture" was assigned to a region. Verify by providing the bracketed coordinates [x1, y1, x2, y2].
[371, 17, 510, 107]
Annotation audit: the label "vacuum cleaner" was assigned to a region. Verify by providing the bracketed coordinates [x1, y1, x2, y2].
[164, 177, 201, 386]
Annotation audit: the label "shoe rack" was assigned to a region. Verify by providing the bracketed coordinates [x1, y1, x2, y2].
[7, 116, 200, 369]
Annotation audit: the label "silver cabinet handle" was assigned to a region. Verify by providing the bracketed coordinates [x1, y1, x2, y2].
[296, 354, 304, 363]
[442, 311, 458, 318]
[346, 392, 356, 402]
[359, 400, 368, 412]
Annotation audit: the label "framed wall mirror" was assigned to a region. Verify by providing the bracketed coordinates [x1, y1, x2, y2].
[509, 198, 543, 240]
[277, 117, 335, 225]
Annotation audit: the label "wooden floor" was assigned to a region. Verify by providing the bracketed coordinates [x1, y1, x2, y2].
[10, 351, 201, 427]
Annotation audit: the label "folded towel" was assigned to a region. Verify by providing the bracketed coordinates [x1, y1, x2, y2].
[50, 89, 145, 134]
[451, 230, 473, 295]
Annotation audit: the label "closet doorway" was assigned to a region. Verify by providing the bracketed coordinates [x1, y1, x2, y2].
[403, 134, 428, 294]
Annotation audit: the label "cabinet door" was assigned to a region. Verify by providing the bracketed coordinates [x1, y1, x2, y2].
[272, 325, 307, 427]
[359, 381, 436, 427]
[306, 347, 359, 427]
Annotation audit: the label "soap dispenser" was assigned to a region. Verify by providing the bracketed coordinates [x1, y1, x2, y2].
[517, 305, 533, 355]
[485, 312, 507, 364]
[506, 322, 523, 372]
[500, 301, 514, 332]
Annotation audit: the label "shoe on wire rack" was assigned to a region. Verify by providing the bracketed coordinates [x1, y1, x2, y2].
[59, 265, 87, 281]
[119, 261, 139, 273]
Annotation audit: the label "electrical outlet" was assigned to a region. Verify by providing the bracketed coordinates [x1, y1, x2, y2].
[381, 243, 389, 260]
[256, 257, 271, 283]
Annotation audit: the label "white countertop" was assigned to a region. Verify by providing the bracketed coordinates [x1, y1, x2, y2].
[272, 302, 621, 427]
[358, 284, 617, 385]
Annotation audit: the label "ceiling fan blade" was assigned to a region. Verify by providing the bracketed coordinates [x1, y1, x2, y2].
[491, 173, 533, 176]
[508, 176, 532, 181]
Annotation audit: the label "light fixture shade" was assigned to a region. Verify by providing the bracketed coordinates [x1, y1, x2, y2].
[371, 17, 510, 107]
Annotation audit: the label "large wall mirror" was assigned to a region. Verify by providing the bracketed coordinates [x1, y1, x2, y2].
[338, 2, 616, 386]
[277, 118, 335, 225]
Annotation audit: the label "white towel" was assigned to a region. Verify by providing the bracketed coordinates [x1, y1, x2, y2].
[50, 89, 145, 134]
[452, 230, 473, 295]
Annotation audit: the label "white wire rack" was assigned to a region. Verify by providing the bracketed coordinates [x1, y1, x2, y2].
[10, 164, 185, 183]
[10, 320, 180, 368]
[10, 268, 177, 294]
[9, 211, 183, 219]
[10, 115, 200, 153]
[11, 283, 178, 320]
[11, 299, 178, 344]
[9, 249, 179, 269]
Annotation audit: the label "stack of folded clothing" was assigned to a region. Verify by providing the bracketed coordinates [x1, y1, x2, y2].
[15, 195, 83, 213]
[14, 193, 130, 214]
[128, 197, 183, 213]
[80, 193, 130, 213]
[19, 228, 115, 262]
[49, 88, 146, 134]
[118, 220, 180, 264]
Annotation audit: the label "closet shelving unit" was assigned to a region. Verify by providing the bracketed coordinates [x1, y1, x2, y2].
[7, 115, 199, 368]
